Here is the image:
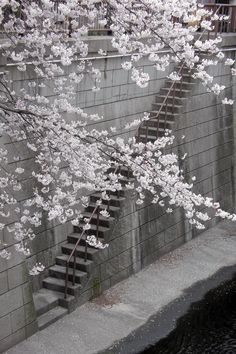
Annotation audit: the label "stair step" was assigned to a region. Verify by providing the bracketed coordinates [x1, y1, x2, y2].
[74, 222, 110, 237]
[160, 87, 190, 96]
[139, 126, 165, 135]
[37, 306, 68, 331]
[181, 74, 193, 82]
[81, 211, 115, 227]
[100, 189, 125, 197]
[166, 80, 195, 86]
[182, 73, 192, 77]
[108, 165, 133, 178]
[176, 66, 192, 73]
[138, 134, 163, 142]
[90, 193, 126, 206]
[49, 265, 88, 285]
[86, 202, 120, 217]
[152, 102, 183, 111]
[67, 232, 104, 247]
[143, 118, 175, 128]
[145, 115, 175, 129]
[104, 176, 134, 187]
[56, 254, 93, 273]
[43, 276, 82, 296]
[62, 242, 98, 260]
[33, 289, 60, 317]
[149, 110, 179, 118]
[119, 176, 135, 185]
[56, 254, 93, 272]
[156, 95, 186, 104]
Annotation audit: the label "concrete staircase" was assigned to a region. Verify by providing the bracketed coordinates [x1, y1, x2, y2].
[138, 66, 194, 143]
[33, 181, 128, 329]
[33, 65, 194, 330]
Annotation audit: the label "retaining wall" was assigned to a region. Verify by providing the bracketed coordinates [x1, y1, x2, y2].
[0, 35, 236, 352]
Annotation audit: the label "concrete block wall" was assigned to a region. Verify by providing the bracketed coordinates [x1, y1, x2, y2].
[0, 255, 37, 353]
[1, 38, 174, 293]
[81, 52, 236, 295]
[0, 38, 174, 351]
[0, 35, 236, 351]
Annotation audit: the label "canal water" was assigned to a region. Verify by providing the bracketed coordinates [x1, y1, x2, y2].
[141, 275, 236, 354]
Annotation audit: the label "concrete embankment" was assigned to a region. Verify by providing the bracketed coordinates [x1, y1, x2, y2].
[5, 221, 236, 354]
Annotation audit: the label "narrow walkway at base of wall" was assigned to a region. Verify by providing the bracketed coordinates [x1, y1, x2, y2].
[5, 221, 236, 354]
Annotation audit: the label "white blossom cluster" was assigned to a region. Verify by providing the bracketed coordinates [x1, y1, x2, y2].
[0, 0, 235, 274]
[29, 263, 45, 276]
[86, 235, 109, 249]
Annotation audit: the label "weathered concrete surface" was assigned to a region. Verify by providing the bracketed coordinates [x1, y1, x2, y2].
[5, 221, 236, 354]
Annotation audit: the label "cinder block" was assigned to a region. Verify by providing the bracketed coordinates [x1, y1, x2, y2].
[0, 327, 26, 353]
[25, 320, 38, 338]
[147, 236, 186, 268]
[8, 262, 28, 290]
[10, 307, 25, 333]
[0, 271, 8, 295]
[100, 256, 119, 281]
[78, 266, 100, 293]
[112, 86, 120, 98]
[112, 69, 128, 87]
[110, 265, 134, 287]
[0, 287, 23, 318]
[108, 232, 137, 259]
[0, 314, 11, 341]
[141, 249, 159, 269]
[120, 84, 128, 98]
[22, 282, 33, 305]
[75, 287, 93, 307]
[24, 301, 36, 325]
[100, 278, 111, 294]
[118, 248, 134, 270]
[111, 212, 139, 240]
[0, 257, 7, 275]
[150, 232, 165, 251]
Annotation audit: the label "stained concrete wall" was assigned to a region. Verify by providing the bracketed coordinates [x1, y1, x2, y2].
[2, 38, 175, 293]
[0, 255, 37, 352]
[87, 52, 236, 295]
[0, 35, 236, 351]
[0, 37, 174, 352]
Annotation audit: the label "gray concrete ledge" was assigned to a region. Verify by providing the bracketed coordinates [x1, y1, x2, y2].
[100, 264, 236, 354]
[5, 221, 236, 354]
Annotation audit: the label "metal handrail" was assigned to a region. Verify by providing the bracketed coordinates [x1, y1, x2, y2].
[139, 61, 185, 143]
[204, 4, 236, 35]
[64, 204, 99, 298]
[64, 164, 122, 299]
[204, 4, 236, 8]
[158, 63, 185, 138]
[138, 4, 224, 142]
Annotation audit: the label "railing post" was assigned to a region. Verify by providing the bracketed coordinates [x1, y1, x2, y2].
[84, 232, 88, 263]
[64, 204, 99, 294]
[165, 100, 167, 130]
[64, 263, 69, 299]
[107, 190, 110, 212]
[96, 205, 100, 241]
[232, 6, 235, 33]
[180, 65, 183, 97]
[106, 2, 113, 30]
[156, 112, 160, 138]
[72, 253, 76, 286]
[145, 120, 149, 144]
[117, 166, 121, 198]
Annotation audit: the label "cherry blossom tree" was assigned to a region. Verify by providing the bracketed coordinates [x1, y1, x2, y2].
[0, 0, 235, 270]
